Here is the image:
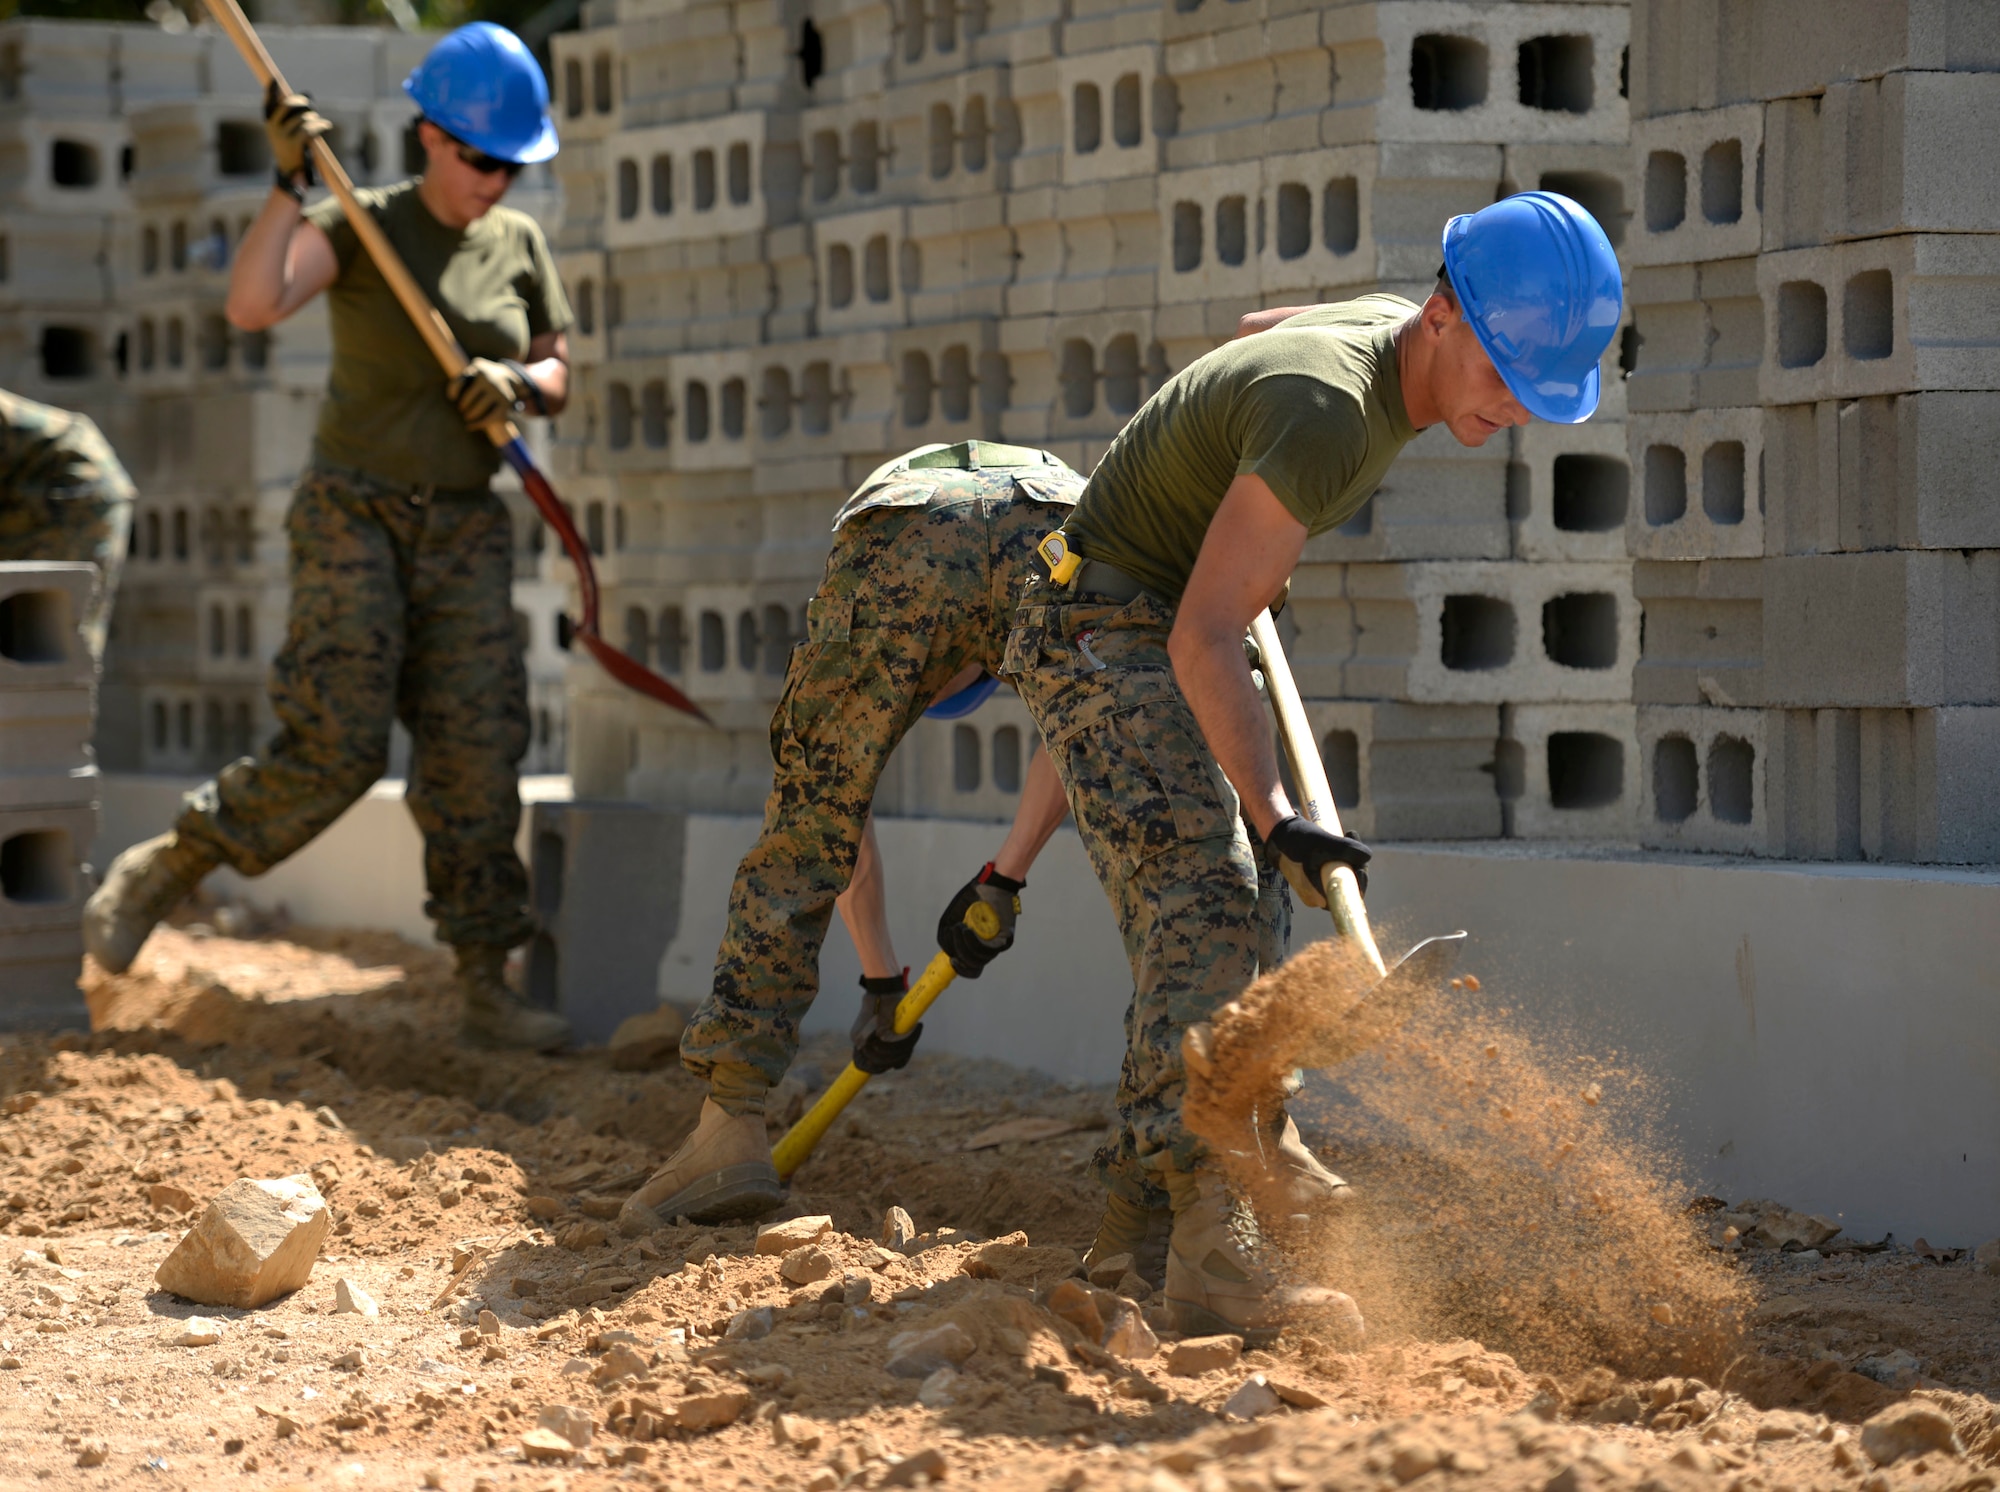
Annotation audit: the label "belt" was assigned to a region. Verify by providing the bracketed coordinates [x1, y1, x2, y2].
[1071, 558, 1151, 605]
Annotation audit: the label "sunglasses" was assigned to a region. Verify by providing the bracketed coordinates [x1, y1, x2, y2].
[451, 139, 525, 179]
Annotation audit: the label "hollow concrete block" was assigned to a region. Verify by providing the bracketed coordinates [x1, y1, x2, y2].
[1763, 551, 2000, 709]
[0, 801, 95, 936]
[1635, 704, 1768, 855]
[1318, 1, 1631, 149]
[1299, 698, 1503, 841]
[1154, 160, 1263, 305]
[525, 799, 687, 1045]
[1763, 705, 2000, 864]
[0, 564, 97, 693]
[1763, 72, 2000, 250]
[1631, 557, 1764, 708]
[1055, 43, 1165, 184]
[1345, 559, 1639, 705]
[1629, 0, 2000, 120]
[1757, 235, 2000, 405]
[1627, 255, 1762, 412]
[1511, 417, 1631, 563]
[1255, 145, 1380, 298]
[1764, 392, 2000, 556]
[549, 29, 627, 143]
[1626, 104, 1761, 266]
[1624, 407, 1763, 561]
[1502, 139, 1635, 254]
[1504, 702, 1639, 841]
[602, 111, 798, 252]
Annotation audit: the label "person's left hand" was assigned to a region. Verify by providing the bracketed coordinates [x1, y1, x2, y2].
[936, 863, 1023, 977]
[450, 358, 537, 430]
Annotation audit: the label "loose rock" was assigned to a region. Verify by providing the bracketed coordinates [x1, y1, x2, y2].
[757, 1215, 834, 1255]
[726, 1305, 775, 1340]
[1860, 1402, 1962, 1466]
[881, 1206, 916, 1250]
[880, 1447, 948, 1487]
[1221, 1373, 1283, 1422]
[520, 1427, 576, 1463]
[671, 1389, 755, 1431]
[1165, 1335, 1244, 1376]
[147, 1183, 198, 1214]
[159, 1317, 224, 1347]
[592, 1344, 649, 1383]
[781, 1245, 838, 1285]
[153, 1175, 329, 1309]
[1974, 1238, 2000, 1277]
[75, 1440, 109, 1467]
[331, 1278, 378, 1317]
[607, 1005, 687, 1070]
[536, 1404, 593, 1449]
[1086, 1252, 1133, 1288]
[773, 1412, 822, 1450]
[886, 1321, 977, 1378]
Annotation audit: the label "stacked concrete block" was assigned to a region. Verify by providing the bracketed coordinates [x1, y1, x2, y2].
[546, 0, 1655, 856]
[1619, 0, 2000, 864]
[0, 563, 99, 1028]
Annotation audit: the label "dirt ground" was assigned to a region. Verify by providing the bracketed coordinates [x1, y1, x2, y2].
[1, 916, 1996, 1492]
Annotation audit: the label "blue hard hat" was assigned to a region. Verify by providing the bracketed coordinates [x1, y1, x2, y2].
[924, 674, 1000, 720]
[403, 22, 558, 166]
[1440, 191, 1623, 424]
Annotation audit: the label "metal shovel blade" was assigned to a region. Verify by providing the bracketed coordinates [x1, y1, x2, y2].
[1295, 930, 1468, 1071]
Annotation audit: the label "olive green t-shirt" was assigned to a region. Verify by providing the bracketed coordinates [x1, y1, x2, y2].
[1064, 294, 1421, 604]
[306, 181, 573, 490]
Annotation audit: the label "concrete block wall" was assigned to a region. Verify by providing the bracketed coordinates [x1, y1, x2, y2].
[1622, 0, 2000, 865]
[556, 0, 1640, 847]
[0, 18, 570, 780]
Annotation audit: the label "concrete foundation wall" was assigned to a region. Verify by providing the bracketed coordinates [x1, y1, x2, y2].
[98, 768, 1999, 1247]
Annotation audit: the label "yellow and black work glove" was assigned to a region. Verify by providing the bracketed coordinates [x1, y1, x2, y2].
[1266, 815, 1371, 910]
[263, 80, 332, 188]
[450, 357, 543, 430]
[850, 971, 921, 1074]
[936, 862, 1022, 977]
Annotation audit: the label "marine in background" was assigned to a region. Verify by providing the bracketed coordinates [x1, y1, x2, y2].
[83, 23, 574, 1051]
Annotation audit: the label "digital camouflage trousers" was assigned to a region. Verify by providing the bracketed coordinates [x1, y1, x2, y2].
[174, 460, 533, 950]
[681, 443, 1082, 1108]
[1001, 585, 1289, 1186]
[0, 389, 135, 659]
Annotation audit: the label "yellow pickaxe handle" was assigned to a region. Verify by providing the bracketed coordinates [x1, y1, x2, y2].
[770, 900, 1001, 1180]
[1250, 610, 1387, 979]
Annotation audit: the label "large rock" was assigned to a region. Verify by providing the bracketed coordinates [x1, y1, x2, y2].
[886, 1322, 976, 1378]
[756, 1216, 833, 1255]
[154, 1175, 329, 1308]
[1861, 1402, 1963, 1466]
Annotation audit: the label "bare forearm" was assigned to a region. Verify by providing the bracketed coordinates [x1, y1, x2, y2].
[992, 746, 1069, 880]
[1170, 623, 1289, 837]
[835, 814, 900, 979]
[225, 190, 305, 330]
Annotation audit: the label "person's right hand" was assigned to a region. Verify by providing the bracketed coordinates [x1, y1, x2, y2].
[1266, 815, 1371, 909]
[264, 79, 332, 183]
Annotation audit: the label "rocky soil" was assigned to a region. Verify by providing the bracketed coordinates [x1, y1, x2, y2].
[0, 918, 1992, 1491]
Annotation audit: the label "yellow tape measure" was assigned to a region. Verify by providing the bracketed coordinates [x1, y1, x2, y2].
[1038, 530, 1083, 585]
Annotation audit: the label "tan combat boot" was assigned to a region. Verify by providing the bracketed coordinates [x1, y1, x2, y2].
[1083, 1190, 1174, 1290]
[82, 831, 219, 975]
[456, 945, 570, 1053]
[617, 1097, 784, 1234]
[1162, 1163, 1364, 1347]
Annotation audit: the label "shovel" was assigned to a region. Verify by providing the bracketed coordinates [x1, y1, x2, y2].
[1247, 611, 1466, 1068]
[768, 899, 1002, 1181]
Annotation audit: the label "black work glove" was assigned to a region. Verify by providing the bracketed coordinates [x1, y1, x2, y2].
[850, 972, 921, 1075]
[936, 862, 1023, 978]
[263, 79, 331, 185]
[1265, 815, 1371, 909]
